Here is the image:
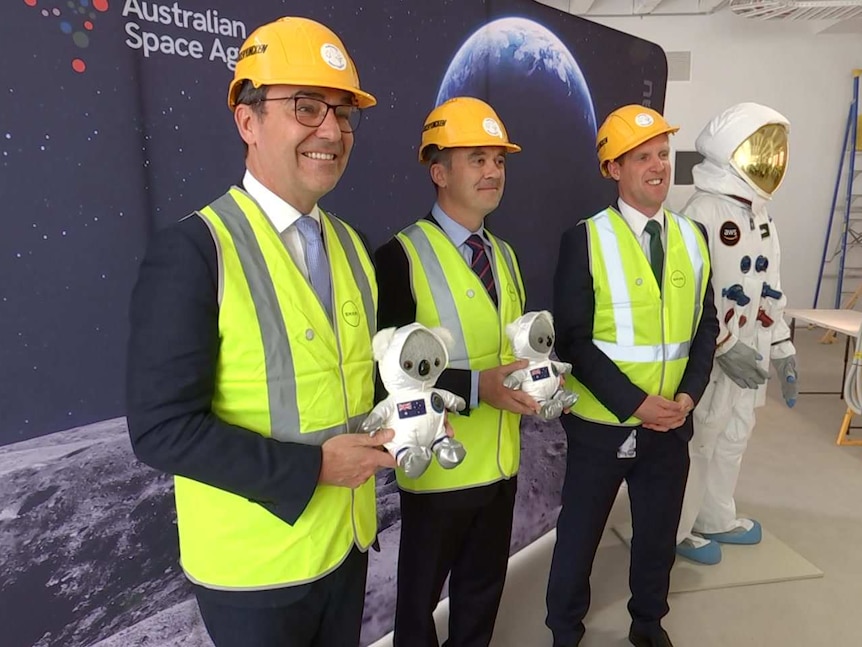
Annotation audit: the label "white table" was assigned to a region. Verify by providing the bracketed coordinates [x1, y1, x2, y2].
[785, 308, 862, 338]
[784, 308, 862, 446]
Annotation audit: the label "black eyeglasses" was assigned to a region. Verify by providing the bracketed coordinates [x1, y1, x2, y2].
[257, 95, 362, 133]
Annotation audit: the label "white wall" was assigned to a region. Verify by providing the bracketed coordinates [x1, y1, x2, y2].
[554, 6, 860, 308]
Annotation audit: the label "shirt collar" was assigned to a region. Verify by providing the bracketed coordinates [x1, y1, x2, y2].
[243, 169, 320, 234]
[617, 198, 664, 237]
[432, 202, 487, 247]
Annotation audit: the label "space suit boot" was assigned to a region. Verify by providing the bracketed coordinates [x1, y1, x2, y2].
[432, 436, 466, 469]
[676, 534, 722, 565]
[700, 518, 762, 545]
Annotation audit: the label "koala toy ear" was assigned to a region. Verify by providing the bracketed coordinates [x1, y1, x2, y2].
[430, 326, 455, 352]
[372, 327, 397, 362]
[539, 310, 554, 327]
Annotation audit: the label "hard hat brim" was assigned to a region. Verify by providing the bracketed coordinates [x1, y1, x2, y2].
[228, 77, 377, 110]
[600, 125, 679, 178]
[418, 140, 522, 163]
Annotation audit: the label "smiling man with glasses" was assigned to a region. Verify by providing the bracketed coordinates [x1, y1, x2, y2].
[126, 16, 394, 647]
[257, 93, 364, 134]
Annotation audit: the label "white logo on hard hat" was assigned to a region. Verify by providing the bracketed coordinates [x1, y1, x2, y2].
[483, 118, 503, 139]
[635, 113, 655, 127]
[321, 43, 347, 71]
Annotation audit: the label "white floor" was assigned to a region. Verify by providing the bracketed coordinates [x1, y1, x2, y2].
[372, 328, 862, 646]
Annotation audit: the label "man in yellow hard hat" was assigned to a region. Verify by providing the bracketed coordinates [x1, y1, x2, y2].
[546, 105, 718, 647]
[374, 96, 537, 647]
[125, 16, 395, 647]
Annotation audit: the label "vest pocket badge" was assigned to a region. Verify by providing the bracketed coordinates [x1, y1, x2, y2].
[341, 300, 360, 327]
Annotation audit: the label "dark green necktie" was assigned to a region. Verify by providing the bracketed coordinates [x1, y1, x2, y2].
[644, 219, 664, 289]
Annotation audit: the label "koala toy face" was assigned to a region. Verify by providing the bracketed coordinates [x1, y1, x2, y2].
[505, 310, 556, 361]
[529, 317, 555, 355]
[400, 328, 447, 383]
[374, 323, 454, 392]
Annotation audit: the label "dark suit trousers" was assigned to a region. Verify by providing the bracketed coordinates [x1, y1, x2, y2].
[394, 478, 518, 647]
[546, 425, 690, 646]
[194, 547, 368, 647]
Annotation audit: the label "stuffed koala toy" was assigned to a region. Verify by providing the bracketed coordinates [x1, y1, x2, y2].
[361, 323, 467, 478]
[503, 310, 578, 420]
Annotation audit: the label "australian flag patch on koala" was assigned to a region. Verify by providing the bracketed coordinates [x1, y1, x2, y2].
[530, 366, 551, 381]
[397, 399, 427, 419]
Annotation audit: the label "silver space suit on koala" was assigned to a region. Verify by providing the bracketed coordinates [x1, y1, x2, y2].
[676, 103, 798, 565]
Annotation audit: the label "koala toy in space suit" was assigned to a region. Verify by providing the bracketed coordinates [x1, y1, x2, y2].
[503, 310, 578, 420]
[360, 323, 467, 479]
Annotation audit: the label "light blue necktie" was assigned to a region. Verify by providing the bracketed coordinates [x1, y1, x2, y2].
[294, 215, 332, 319]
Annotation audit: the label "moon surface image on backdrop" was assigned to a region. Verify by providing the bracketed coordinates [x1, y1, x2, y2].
[0, 415, 565, 647]
[437, 17, 597, 138]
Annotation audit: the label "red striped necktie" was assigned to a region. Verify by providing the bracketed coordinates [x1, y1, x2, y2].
[466, 234, 498, 306]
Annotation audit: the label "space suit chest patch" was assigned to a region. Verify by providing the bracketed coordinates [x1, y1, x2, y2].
[397, 399, 427, 419]
[530, 366, 550, 381]
[430, 392, 445, 413]
[720, 221, 741, 246]
[760, 223, 770, 239]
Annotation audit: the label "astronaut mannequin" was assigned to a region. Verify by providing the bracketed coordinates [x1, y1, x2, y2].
[676, 102, 799, 565]
[502, 310, 578, 420]
[361, 323, 467, 479]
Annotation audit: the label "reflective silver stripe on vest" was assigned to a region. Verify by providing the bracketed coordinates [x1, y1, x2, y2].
[671, 212, 706, 337]
[594, 339, 691, 363]
[593, 211, 635, 346]
[325, 212, 377, 338]
[204, 192, 359, 445]
[400, 224, 471, 369]
[496, 239, 524, 310]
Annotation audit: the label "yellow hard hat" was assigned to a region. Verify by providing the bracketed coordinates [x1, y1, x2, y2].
[227, 16, 376, 110]
[596, 105, 679, 178]
[419, 97, 521, 163]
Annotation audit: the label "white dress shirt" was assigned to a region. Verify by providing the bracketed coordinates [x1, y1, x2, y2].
[616, 198, 665, 264]
[243, 169, 320, 280]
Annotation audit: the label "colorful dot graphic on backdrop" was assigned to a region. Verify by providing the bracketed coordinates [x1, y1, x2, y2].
[24, 0, 109, 73]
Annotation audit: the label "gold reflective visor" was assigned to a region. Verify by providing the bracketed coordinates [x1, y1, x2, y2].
[731, 123, 789, 196]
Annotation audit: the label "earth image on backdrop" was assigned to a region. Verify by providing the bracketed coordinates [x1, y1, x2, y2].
[437, 17, 597, 143]
[0, 14, 594, 647]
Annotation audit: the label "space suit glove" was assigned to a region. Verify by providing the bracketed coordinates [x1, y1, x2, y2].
[715, 340, 769, 390]
[771, 354, 798, 408]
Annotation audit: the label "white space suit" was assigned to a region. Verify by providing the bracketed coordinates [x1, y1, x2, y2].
[676, 103, 798, 563]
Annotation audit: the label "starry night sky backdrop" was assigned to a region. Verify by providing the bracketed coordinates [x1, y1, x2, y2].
[1, 0, 665, 442]
[1, 2, 665, 645]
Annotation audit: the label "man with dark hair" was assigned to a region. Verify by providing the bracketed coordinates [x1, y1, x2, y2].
[375, 96, 537, 647]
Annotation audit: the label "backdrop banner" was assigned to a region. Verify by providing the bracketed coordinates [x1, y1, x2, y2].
[0, 1, 667, 644]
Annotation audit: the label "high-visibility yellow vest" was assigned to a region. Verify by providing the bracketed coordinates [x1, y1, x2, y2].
[395, 220, 525, 492]
[176, 187, 378, 590]
[568, 207, 710, 425]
